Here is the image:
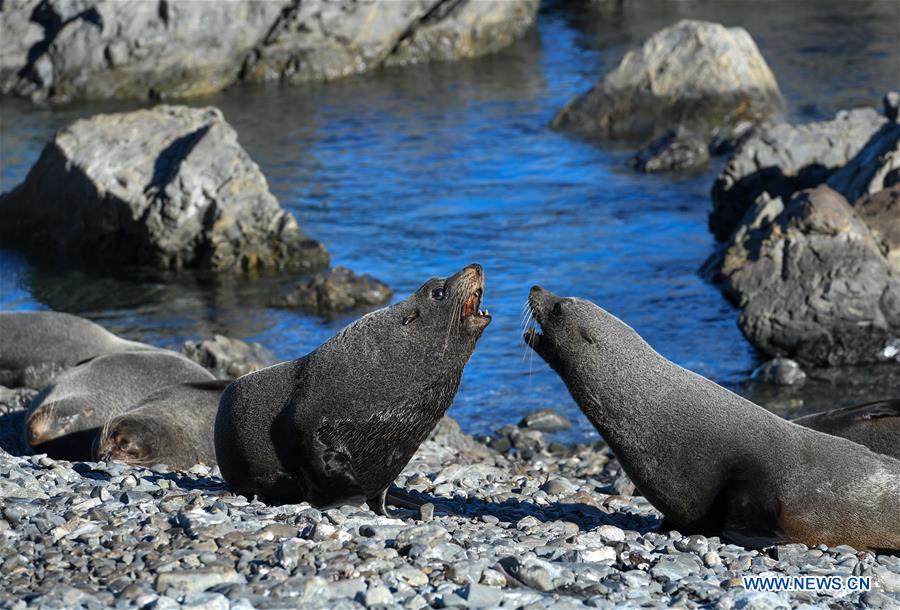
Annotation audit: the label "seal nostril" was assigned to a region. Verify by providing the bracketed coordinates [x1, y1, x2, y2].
[468, 263, 483, 276]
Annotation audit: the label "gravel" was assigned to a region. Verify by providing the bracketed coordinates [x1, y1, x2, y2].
[0, 394, 897, 609]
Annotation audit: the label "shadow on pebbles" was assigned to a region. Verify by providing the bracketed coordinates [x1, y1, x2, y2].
[0, 391, 898, 610]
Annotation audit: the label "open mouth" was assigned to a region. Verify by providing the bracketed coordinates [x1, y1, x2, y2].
[464, 287, 490, 319]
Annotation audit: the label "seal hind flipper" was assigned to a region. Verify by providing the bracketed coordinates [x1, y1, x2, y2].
[793, 399, 900, 460]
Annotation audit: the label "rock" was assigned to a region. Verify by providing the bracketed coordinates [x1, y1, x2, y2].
[750, 358, 806, 386]
[629, 127, 711, 173]
[270, 266, 392, 315]
[3, 0, 538, 103]
[0, 0, 43, 94]
[518, 408, 572, 432]
[710, 107, 887, 240]
[181, 335, 277, 379]
[551, 20, 783, 143]
[244, 0, 539, 85]
[718, 185, 900, 366]
[154, 567, 245, 594]
[885, 91, 900, 123]
[0, 105, 328, 273]
[854, 185, 900, 271]
[826, 121, 900, 203]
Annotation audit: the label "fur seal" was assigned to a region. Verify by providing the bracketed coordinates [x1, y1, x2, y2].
[524, 286, 900, 551]
[95, 380, 231, 470]
[792, 400, 900, 461]
[25, 351, 215, 461]
[0, 311, 152, 389]
[215, 264, 491, 515]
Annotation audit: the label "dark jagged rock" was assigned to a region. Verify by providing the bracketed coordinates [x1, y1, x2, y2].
[718, 185, 900, 367]
[0, 105, 329, 273]
[552, 20, 783, 145]
[709, 108, 887, 241]
[270, 266, 392, 315]
[629, 128, 710, 173]
[826, 121, 900, 204]
[181, 335, 278, 380]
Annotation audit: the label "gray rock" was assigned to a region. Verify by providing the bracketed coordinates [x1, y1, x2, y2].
[827, 121, 900, 203]
[181, 335, 277, 379]
[855, 185, 900, 272]
[154, 567, 245, 594]
[270, 266, 393, 315]
[629, 128, 711, 173]
[464, 583, 504, 610]
[710, 107, 886, 240]
[3, 0, 538, 103]
[750, 358, 807, 386]
[552, 20, 783, 143]
[518, 408, 572, 432]
[0, 105, 329, 273]
[718, 185, 900, 366]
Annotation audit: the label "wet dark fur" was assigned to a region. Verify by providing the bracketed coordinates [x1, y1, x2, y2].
[215, 265, 490, 514]
[792, 400, 900, 461]
[525, 286, 900, 551]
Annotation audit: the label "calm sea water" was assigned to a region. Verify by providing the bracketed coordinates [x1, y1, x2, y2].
[1, 1, 898, 441]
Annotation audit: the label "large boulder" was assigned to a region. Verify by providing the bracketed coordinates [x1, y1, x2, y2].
[0, 105, 329, 273]
[2, 0, 539, 103]
[181, 335, 277, 379]
[709, 108, 888, 241]
[551, 20, 784, 144]
[718, 185, 900, 367]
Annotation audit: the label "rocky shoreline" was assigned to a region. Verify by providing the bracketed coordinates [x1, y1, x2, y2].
[2, 403, 898, 610]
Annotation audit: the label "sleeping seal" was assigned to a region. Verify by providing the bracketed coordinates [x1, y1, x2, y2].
[95, 380, 230, 470]
[524, 286, 900, 551]
[0, 311, 152, 389]
[215, 264, 491, 515]
[25, 351, 214, 461]
[792, 399, 900, 461]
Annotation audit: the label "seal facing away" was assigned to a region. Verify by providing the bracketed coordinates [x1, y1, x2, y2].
[524, 286, 900, 551]
[792, 400, 900, 461]
[25, 351, 214, 461]
[215, 264, 491, 515]
[95, 380, 231, 470]
[0, 311, 152, 389]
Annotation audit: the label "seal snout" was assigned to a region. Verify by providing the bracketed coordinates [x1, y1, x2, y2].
[457, 264, 491, 321]
[25, 408, 53, 447]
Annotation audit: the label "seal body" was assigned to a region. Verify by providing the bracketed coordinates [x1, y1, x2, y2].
[792, 400, 900, 461]
[95, 380, 231, 470]
[215, 264, 491, 514]
[0, 311, 152, 389]
[525, 286, 900, 551]
[25, 351, 214, 460]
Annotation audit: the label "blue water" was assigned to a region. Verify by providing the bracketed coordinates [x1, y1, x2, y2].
[2, 1, 898, 441]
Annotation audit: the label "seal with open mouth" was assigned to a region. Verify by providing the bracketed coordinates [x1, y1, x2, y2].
[215, 264, 491, 515]
[524, 285, 900, 551]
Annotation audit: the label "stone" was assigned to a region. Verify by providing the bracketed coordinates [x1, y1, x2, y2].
[855, 185, 900, 271]
[518, 408, 572, 432]
[0, 105, 329, 273]
[465, 583, 505, 610]
[710, 107, 887, 240]
[750, 358, 806, 386]
[154, 567, 245, 594]
[3, 0, 538, 103]
[717, 185, 900, 366]
[826, 121, 900, 203]
[629, 128, 711, 173]
[270, 266, 393, 315]
[552, 20, 783, 143]
[181, 335, 277, 379]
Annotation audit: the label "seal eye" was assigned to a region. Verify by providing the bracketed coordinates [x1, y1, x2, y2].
[431, 286, 445, 300]
[552, 302, 563, 316]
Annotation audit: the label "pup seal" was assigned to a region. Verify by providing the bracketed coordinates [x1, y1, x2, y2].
[25, 351, 214, 461]
[95, 380, 231, 470]
[0, 311, 152, 389]
[525, 286, 900, 551]
[792, 399, 900, 461]
[215, 264, 491, 515]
